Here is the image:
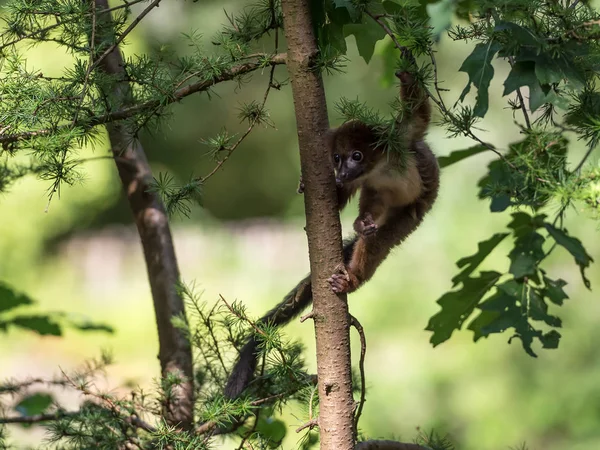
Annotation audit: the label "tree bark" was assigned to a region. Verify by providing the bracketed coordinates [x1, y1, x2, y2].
[92, 0, 193, 429]
[280, 1, 355, 449]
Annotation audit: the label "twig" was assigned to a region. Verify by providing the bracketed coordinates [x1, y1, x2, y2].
[59, 368, 156, 433]
[300, 311, 314, 323]
[295, 418, 318, 433]
[72, 0, 97, 127]
[508, 57, 531, 129]
[364, 10, 414, 64]
[200, 34, 280, 184]
[0, 0, 148, 52]
[350, 315, 367, 432]
[0, 411, 77, 425]
[220, 295, 267, 338]
[573, 144, 597, 172]
[87, 0, 162, 75]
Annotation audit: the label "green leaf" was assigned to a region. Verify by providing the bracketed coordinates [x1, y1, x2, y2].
[11, 315, 62, 336]
[69, 320, 114, 333]
[458, 41, 502, 117]
[15, 393, 54, 417]
[495, 21, 541, 47]
[437, 144, 488, 169]
[540, 330, 561, 349]
[427, 271, 502, 346]
[332, 0, 361, 23]
[0, 283, 34, 314]
[544, 224, 594, 288]
[255, 416, 287, 447]
[502, 61, 548, 112]
[344, 18, 387, 64]
[527, 287, 561, 328]
[426, 0, 454, 39]
[452, 233, 509, 286]
[542, 276, 568, 306]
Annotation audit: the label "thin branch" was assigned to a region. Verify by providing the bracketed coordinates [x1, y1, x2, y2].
[573, 144, 597, 172]
[364, 10, 414, 64]
[0, 54, 286, 146]
[0, 412, 77, 425]
[350, 315, 367, 432]
[87, 0, 162, 75]
[295, 418, 318, 433]
[58, 369, 156, 433]
[508, 57, 531, 129]
[201, 60, 279, 183]
[0, 0, 149, 52]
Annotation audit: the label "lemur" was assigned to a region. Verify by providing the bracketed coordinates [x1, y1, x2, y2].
[224, 70, 440, 399]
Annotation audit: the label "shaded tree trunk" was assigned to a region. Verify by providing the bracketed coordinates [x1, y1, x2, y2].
[92, 0, 193, 429]
[280, 0, 355, 448]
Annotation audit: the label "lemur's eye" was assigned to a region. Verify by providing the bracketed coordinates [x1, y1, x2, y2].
[351, 151, 363, 161]
[333, 154, 341, 163]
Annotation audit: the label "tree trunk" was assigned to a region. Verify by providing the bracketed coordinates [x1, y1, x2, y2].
[92, 0, 193, 429]
[280, 1, 355, 449]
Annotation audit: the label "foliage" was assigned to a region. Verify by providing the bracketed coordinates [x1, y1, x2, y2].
[0, 282, 113, 336]
[0, 0, 599, 447]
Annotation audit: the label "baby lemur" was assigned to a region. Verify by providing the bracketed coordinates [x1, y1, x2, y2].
[224, 70, 440, 399]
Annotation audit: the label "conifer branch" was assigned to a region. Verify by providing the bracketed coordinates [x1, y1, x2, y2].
[0, 54, 286, 146]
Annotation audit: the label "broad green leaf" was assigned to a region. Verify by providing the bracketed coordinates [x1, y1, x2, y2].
[15, 393, 54, 417]
[452, 233, 509, 286]
[495, 21, 541, 47]
[544, 224, 594, 288]
[11, 315, 62, 336]
[426, 0, 454, 39]
[508, 231, 545, 279]
[437, 144, 488, 169]
[68, 320, 114, 333]
[321, 22, 347, 54]
[427, 271, 502, 346]
[256, 416, 287, 447]
[540, 330, 561, 349]
[469, 278, 563, 356]
[527, 287, 561, 328]
[509, 253, 537, 279]
[332, 0, 361, 22]
[502, 61, 548, 112]
[458, 41, 502, 117]
[0, 283, 34, 314]
[542, 276, 568, 306]
[490, 194, 511, 212]
[344, 18, 387, 64]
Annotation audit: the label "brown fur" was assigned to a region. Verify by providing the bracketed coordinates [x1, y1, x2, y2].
[224, 71, 440, 399]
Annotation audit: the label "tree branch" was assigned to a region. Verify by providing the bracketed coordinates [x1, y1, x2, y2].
[0, 412, 77, 425]
[92, 0, 193, 429]
[280, 0, 355, 449]
[0, 54, 286, 146]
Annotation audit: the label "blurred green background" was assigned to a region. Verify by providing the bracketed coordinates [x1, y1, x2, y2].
[1, 1, 599, 449]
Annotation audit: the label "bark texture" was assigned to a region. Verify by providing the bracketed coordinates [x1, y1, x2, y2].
[280, 0, 355, 448]
[93, 0, 193, 429]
